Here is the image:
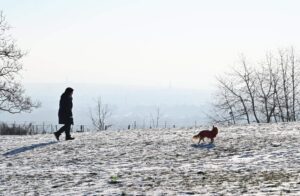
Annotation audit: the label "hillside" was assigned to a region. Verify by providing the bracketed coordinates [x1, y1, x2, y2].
[1, 123, 300, 195]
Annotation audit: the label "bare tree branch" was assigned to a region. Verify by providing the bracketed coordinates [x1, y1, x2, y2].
[0, 11, 39, 113]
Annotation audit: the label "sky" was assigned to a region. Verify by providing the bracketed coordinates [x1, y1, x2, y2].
[1, 0, 300, 90]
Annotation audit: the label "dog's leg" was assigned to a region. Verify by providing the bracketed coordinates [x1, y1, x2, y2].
[198, 137, 204, 144]
[198, 137, 202, 144]
[210, 138, 214, 143]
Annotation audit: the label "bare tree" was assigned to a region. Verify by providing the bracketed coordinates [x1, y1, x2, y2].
[278, 49, 291, 121]
[0, 11, 39, 113]
[273, 48, 300, 122]
[271, 64, 284, 122]
[148, 107, 161, 128]
[155, 107, 160, 128]
[149, 113, 155, 129]
[235, 56, 260, 123]
[286, 47, 300, 121]
[290, 48, 297, 121]
[90, 97, 112, 131]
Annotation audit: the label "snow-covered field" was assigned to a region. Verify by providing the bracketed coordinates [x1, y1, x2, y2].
[1, 123, 300, 195]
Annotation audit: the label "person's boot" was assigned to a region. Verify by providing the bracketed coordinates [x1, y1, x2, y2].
[66, 136, 75, 141]
[54, 132, 60, 141]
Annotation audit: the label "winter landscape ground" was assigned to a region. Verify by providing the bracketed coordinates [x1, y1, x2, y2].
[1, 123, 300, 195]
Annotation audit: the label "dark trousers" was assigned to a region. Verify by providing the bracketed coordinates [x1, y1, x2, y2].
[56, 123, 72, 138]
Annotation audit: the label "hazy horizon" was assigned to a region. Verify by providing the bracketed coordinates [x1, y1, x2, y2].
[0, 83, 213, 129]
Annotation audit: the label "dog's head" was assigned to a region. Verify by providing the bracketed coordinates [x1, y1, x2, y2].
[212, 126, 218, 133]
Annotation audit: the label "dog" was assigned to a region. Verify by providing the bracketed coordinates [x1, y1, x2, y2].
[192, 126, 218, 144]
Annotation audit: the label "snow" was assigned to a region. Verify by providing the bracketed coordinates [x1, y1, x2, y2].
[1, 123, 300, 195]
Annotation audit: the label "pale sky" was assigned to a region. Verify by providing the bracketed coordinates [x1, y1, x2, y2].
[2, 0, 300, 89]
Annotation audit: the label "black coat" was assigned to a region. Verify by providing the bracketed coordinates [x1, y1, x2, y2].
[58, 93, 74, 124]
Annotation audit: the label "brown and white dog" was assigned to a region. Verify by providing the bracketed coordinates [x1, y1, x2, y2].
[192, 126, 218, 144]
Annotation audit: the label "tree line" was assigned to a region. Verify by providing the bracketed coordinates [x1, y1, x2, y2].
[211, 47, 300, 124]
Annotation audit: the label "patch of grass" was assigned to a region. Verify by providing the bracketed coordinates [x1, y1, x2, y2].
[109, 175, 121, 184]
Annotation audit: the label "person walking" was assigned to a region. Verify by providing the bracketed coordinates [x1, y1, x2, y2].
[54, 87, 75, 141]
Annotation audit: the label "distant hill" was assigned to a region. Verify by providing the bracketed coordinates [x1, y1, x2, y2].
[0, 83, 213, 129]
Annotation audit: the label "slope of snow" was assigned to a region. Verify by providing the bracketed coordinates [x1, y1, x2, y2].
[1, 123, 300, 195]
